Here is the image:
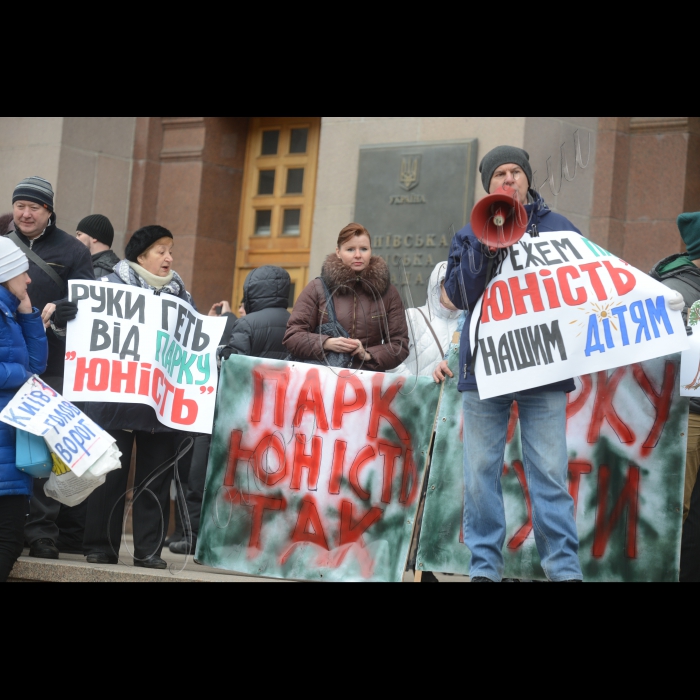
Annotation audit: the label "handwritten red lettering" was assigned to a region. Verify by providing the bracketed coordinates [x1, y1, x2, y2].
[557, 266, 587, 306]
[568, 461, 593, 518]
[290, 434, 322, 492]
[251, 366, 290, 428]
[509, 273, 545, 316]
[602, 261, 637, 296]
[339, 501, 383, 547]
[332, 371, 367, 430]
[588, 369, 635, 445]
[378, 442, 403, 505]
[579, 262, 608, 302]
[633, 361, 675, 457]
[368, 374, 410, 442]
[294, 369, 329, 431]
[290, 497, 329, 551]
[349, 446, 377, 502]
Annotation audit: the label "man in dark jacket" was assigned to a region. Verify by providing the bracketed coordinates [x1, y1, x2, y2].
[76, 214, 121, 278]
[220, 266, 292, 362]
[440, 146, 584, 583]
[6, 177, 95, 561]
[650, 211, 700, 581]
[169, 266, 292, 556]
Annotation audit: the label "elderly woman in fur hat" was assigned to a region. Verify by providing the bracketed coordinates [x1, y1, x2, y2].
[284, 223, 409, 372]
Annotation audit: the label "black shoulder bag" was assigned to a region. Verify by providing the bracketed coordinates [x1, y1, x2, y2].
[8, 231, 67, 297]
[288, 278, 353, 369]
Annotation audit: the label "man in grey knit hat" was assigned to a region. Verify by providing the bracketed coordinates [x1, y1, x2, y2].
[437, 145, 586, 583]
[7, 176, 95, 561]
[478, 145, 534, 206]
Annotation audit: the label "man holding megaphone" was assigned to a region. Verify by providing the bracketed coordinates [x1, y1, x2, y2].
[437, 145, 585, 583]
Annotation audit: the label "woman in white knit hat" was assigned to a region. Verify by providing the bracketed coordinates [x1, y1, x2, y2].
[0, 237, 48, 582]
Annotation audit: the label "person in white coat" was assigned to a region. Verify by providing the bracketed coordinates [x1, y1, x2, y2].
[392, 262, 463, 377]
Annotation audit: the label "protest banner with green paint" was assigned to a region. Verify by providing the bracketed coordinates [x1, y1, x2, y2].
[417, 347, 688, 582]
[197, 355, 441, 582]
[63, 281, 226, 434]
[471, 233, 689, 399]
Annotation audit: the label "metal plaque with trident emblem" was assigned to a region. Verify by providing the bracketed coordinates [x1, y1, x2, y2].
[400, 155, 421, 191]
[355, 139, 478, 307]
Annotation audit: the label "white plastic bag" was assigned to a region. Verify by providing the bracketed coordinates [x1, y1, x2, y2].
[87, 444, 122, 479]
[44, 445, 122, 507]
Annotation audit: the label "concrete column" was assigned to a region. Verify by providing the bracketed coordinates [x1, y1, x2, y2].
[56, 117, 137, 254]
[524, 117, 599, 236]
[0, 117, 63, 216]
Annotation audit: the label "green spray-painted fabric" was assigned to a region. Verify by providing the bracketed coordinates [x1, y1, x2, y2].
[197, 356, 441, 583]
[417, 347, 687, 582]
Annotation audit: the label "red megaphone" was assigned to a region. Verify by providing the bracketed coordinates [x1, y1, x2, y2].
[470, 186, 528, 249]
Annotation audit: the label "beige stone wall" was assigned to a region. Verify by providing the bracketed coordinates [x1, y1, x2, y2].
[0, 117, 136, 255]
[524, 117, 598, 236]
[57, 117, 137, 256]
[0, 117, 64, 219]
[309, 117, 527, 276]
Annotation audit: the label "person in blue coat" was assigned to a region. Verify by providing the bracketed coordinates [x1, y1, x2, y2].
[0, 237, 48, 582]
[437, 146, 585, 584]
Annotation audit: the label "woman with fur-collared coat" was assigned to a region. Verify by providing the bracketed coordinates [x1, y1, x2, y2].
[284, 223, 409, 372]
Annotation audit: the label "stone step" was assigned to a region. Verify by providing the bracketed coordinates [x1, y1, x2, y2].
[9, 549, 281, 584]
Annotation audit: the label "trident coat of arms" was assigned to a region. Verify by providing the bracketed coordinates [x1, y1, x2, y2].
[400, 156, 421, 191]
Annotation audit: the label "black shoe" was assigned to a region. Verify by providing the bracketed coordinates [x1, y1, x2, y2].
[471, 577, 496, 583]
[87, 553, 119, 565]
[420, 571, 440, 583]
[164, 533, 184, 548]
[29, 539, 60, 560]
[170, 540, 196, 556]
[134, 556, 168, 571]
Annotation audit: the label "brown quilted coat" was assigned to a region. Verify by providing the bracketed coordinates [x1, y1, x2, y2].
[284, 255, 409, 372]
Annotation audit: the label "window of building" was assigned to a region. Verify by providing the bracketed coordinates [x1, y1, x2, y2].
[233, 117, 321, 310]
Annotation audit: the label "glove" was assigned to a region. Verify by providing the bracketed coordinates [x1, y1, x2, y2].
[667, 291, 686, 313]
[52, 300, 79, 328]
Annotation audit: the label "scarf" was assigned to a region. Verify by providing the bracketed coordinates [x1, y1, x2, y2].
[114, 260, 186, 297]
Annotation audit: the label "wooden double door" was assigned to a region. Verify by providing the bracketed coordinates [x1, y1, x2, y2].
[232, 117, 321, 310]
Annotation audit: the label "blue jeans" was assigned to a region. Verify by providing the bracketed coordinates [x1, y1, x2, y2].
[462, 391, 583, 582]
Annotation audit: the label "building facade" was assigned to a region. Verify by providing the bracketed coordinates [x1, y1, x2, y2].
[1, 117, 697, 309]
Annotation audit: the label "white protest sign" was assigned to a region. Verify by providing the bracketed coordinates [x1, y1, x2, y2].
[470, 232, 689, 399]
[63, 281, 227, 434]
[0, 376, 115, 477]
[681, 301, 700, 396]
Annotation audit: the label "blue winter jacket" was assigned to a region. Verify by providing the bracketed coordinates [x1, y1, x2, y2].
[0, 286, 49, 497]
[444, 191, 581, 394]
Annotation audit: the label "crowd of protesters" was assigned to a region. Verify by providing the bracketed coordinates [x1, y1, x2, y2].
[1, 144, 699, 583]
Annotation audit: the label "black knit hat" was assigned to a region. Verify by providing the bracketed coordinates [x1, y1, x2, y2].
[479, 146, 533, 192]
[125, 225, 174, 263]
[13, 176, 55, 211]
[77, 214, 115, 248]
